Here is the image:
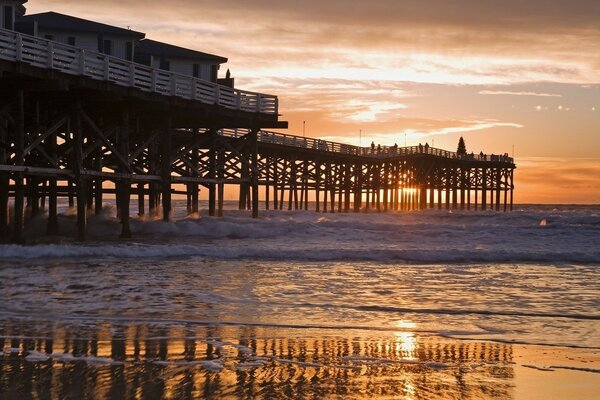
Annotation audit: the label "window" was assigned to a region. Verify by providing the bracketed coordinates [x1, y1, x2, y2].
[97, 34, 103, 52]
[3, 6, 13, 30]
[103, 40, 112, 55]
[159, 58, 170, 71]
[67, 37, 76, 46]
[125, 42, 133, 61]
[193, 64, 200, 78]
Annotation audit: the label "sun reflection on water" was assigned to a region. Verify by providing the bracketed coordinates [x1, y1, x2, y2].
[394, 319, 418, 361]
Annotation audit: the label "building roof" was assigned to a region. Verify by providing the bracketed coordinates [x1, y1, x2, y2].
[17, 12, 145, 39]
[136, 39, 227, 64]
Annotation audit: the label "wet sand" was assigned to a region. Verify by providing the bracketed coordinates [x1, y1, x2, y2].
[1, 322, 598, 399]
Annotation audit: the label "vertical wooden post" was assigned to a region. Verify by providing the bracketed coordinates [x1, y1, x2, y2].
[73, 101, 87, 241]
[293, 160, 299, 210]
[315, 161, 321, 212]
[481, 168, 487, 211]
[148, 137, 158, 216]
[305, 161, 310, 211]
[429, 184, 435, 209]
[474, 169, 478, 211]
[344, 164, 351, 213]
[272, 158, 278, 210]
[279, 159, 286, 210]
[239, 139, 249, 210]
[495, 168, 501, 211]
[288, 159, 294, 211]
[445, 168, 451, 210]
[420, 187, 427, 210]
[138, 183, 145, 216]
[161, 118, 172, 222]
[467, 168, 472, 210]
[12, 91, 25, 243]
[375, 164, 381, 212]
[0, 115, 9, 241]
[510, 169, 514, 211]
[265, 157, 270, 210]
[208, 131, 216, 216]
[68, 181, 74, 208]
[354, 163, 362, 212]
[452, 168, 458, 210]
[250, 129, 259, 219]
[94, 149, 103, 215]
[217, 145, 224, 217]
[119, 110, 131, 238]
[460, 168, 466, 210]
[47, 118, 59, 235]
[323, 162, 329, 212]
[383, 162, 389, 211]
[503, 171, 508, 212]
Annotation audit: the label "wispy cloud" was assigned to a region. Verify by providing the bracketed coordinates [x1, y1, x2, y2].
[479, 90, 562, 97]
[319, 120, 523, 146]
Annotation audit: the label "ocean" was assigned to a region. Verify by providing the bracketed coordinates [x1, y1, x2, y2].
[0, 203, 599, 399]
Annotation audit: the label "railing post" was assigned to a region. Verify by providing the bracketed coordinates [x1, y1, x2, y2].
[129, 63, 135, 87]
[15, 33, 22, 61]
[47, 42, 54, 69]
[170, 75, 177, 96]
[79, 49, 85, 75]
[191, 78, 197, 100]
[103, 55, 110, 80]
[256, 94, 262, 112]
[151, 69, 157, 92]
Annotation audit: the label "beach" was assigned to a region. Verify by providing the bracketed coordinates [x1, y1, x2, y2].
[0, 204, 599, 398]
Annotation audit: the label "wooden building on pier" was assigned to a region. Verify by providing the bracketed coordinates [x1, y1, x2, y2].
[135, 39, 226, 83]
[16, 12, 145, 61]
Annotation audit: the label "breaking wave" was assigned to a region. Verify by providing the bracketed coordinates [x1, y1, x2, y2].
[1, 204, 599, 264]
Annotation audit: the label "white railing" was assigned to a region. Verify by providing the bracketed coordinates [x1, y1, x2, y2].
[0, 28, 279, 115]
[219, 129, 514, 163]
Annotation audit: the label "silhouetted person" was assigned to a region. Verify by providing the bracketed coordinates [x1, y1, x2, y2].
[377, 144, 381, 154]
[371, 141, 375, 153]
[424, 142, 429, 153]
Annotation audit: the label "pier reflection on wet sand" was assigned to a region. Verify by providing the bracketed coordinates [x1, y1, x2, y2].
[0, 321, 515, 399]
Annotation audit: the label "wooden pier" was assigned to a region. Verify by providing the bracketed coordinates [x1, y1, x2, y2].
[0, 28, 515, 242]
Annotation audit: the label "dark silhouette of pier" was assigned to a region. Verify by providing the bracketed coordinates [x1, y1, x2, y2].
[0, 28, 515, 242]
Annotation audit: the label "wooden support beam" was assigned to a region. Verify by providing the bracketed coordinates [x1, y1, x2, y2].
[0, 115, 9, 241]
[250, 129, 259, 218]
[265, 157, 270, 210]
[73, 101, 86, 241]
[272, 158, 278, 210]
[482, 168, 487, 211]
[510, 169, 514, 211]
[161, 119, 172, 222]
[495, 168, 501, 212]
[217, 146, 224, 217]
[12, 91, 25, 243]
[460, 168, 466, 210]
[119, 109, 132, 238]
[208, 131, 216, 216]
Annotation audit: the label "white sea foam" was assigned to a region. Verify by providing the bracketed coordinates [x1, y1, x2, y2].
[2, 206, 599, 264]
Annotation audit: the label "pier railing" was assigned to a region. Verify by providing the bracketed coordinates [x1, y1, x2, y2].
[221, 129, 514, 163]
[0, 28, 278, 115]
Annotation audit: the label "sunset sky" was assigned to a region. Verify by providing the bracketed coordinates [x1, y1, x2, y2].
[30, 0, 600, 203]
